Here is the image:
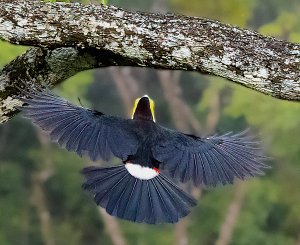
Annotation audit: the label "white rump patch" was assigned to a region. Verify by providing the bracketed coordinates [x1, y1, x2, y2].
[125, 163, 159, 180]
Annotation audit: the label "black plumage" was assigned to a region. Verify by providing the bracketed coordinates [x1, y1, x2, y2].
[82, 165, 196, 224]
[19, 89, 269, 224]
[152, 130, 267, 186]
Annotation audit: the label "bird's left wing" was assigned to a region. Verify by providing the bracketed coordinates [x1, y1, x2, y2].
[152, 127, 269, 187]
[19, 90, 139, 161]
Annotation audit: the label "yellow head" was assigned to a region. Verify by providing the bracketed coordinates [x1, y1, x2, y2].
[131, 95, 156, 122]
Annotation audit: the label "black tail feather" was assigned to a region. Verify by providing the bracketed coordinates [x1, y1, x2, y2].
[81, 165, 196, 224]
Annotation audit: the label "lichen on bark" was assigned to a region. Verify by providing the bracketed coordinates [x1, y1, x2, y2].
[0, 0, 300, 123]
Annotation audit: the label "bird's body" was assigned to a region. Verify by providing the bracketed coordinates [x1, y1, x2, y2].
[19, 89, 268, 224]
[125, 120, 159, 169]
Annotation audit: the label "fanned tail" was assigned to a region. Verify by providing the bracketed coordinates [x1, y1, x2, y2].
[81, 165, 196, 224]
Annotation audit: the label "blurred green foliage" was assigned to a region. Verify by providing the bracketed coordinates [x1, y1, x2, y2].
[43, 0, 71, 3]
[0, 41, 27, 67]
[170, 0, 256, 27]
[1, 0, 300, 244]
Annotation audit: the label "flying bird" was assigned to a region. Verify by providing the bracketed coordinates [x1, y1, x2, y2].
[19, 89, 268, 224]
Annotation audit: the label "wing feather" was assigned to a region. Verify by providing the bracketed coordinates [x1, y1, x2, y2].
[152, 128, 269, 187]
[19, 90, 138, 161]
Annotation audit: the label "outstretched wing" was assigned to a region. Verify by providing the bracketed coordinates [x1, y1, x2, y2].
[152, 128, 269, 187]
[19, 90, 139, 161]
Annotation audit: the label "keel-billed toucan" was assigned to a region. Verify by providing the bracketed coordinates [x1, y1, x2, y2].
[19, 90, 268, 224]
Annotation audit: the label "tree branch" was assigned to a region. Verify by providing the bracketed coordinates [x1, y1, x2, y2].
[159, 70, 202, 134]
[98, 208, 128, 245]
[0, 0, 300, 123]
[31, 129, 55, 245]
[0, 46, 135, 123]
[215, 182, 247, 245]
[109, 67, 141, 116]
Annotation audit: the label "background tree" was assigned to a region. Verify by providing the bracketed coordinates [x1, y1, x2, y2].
[0, 0, 300, 245]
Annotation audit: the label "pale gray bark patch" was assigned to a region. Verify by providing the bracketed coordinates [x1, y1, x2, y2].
[0, 0, 300, 123]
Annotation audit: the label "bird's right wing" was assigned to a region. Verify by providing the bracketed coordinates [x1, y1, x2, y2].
[19, 90, 139, 162]
[152, 127, 269, 187]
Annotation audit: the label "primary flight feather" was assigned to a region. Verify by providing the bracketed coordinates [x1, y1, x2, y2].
[19, 89, 268, 224]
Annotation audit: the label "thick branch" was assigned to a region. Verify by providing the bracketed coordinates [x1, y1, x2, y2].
[1, 0, 299, 101]
[0, 46, 134, 123]
[1, 1, 300, 123]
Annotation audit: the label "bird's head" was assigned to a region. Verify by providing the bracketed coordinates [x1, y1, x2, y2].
[131, 95, 156, 122]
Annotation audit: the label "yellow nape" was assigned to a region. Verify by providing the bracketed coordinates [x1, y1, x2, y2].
[131, 96, 156, 122]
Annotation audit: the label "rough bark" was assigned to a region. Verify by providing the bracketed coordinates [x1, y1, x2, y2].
[0, 46, 136, 123]
[0, 0, 299, 125]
